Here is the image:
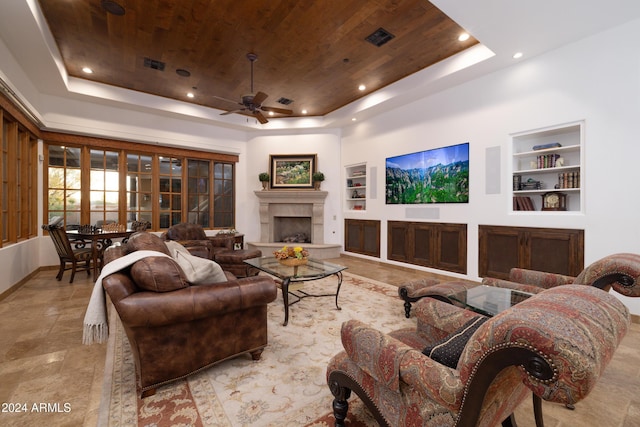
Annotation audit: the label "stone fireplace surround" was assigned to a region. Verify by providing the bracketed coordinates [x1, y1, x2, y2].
[247, 190, 341, 259]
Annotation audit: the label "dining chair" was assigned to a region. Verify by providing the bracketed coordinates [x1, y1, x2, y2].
[41, 224, 94, 283]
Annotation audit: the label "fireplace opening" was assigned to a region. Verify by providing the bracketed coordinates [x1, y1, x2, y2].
[273, 216, 312, 243]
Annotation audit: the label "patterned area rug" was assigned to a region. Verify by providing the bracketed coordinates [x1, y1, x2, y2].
[98, 272, 416, 426]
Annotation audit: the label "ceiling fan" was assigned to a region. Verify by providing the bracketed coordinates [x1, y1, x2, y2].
[214, 53, 293, 124]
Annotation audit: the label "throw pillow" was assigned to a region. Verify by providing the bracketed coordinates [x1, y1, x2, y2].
[165, 241, 228, 284]
[130, 256, 188, 292]
[422, 316, 488, 368]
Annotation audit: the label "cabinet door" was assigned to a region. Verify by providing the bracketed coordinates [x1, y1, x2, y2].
[345, 219, 380, 257]
[411, 222, 434, 267]
[362, 221, 381, 257]
[345, 219, 363, 254]
[436, 224, 467, 274]
[388, 221, 410, 262]
[479, 225, 584, 279]
[527, 229, 584, 276]
[479, 225, 523, 279]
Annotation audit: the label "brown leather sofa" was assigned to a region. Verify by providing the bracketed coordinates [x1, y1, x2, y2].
[163, 222, 262, 277]
[101, 231, 277, 397]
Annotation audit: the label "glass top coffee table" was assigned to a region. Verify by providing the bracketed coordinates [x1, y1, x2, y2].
[244, 257, 347, 326]
[448, 285, 534, 317]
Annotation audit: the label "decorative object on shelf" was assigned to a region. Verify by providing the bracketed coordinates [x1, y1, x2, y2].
[541, 192, 567, 211]
[269, 154, 317, 189]
[216, 228, 238, 235]
[520, 178, 542, 190]
[532, 142, 562, 151]
[312, 171, 325, 190]
[274, 245, 310, 266]
[258, 172, 270, 190]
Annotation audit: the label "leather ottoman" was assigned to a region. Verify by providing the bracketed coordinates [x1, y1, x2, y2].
[215, 249, 262, 278]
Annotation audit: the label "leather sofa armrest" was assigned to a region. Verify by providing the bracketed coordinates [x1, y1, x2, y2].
[114, 276, 277, 327]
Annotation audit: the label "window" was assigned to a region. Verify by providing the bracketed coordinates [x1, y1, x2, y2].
[44, 136, 236, 231]
[187, 159, 210, 226]
[47, 146, 82, 227]
[158, 156, 182, 228]
[214, 162, 234, 227]
[89, 149, 119, 226]
[126, 153, 153, 224]
[1, 112, 37, 245]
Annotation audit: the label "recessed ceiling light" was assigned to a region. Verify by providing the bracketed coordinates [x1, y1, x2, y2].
[301, 109, 308, 115]
[351, 117, 357, 122]
[513, 52, 523, 59]
[82, 67, 93, 74]
[186, 92, 194, 98]
[458, 33, 470, 42]
[358, 84, 366, 91]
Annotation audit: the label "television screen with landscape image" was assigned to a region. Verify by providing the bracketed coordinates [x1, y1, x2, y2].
[386, 142, 469, 204]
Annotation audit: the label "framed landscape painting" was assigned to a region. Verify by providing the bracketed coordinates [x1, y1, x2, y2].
[269, 154, 317, 189]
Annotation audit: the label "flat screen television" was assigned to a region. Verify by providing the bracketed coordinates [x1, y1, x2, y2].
[386, 142, 469, 204]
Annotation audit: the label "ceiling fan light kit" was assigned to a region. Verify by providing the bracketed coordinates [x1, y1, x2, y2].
[215, 53, 293, 124]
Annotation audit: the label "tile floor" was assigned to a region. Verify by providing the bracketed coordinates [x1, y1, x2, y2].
[0, 256, 638, 426]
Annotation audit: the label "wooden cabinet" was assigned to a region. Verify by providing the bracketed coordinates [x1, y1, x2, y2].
[388, 221, 467, 274]
[479, 225, 584, 279]
[344, 219, 380, 257]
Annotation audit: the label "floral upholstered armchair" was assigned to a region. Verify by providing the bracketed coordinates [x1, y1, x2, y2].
[482, 253, 640, 298]
[327, 285, 629, 427]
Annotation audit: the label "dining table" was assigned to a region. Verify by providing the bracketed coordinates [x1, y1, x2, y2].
[66, 229, 135, 280]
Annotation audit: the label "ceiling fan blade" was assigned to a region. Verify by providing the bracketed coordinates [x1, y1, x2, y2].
[213, 95, 242, 105]
[254, 111, 269, 124]
[261, 106, 293, 115]
[252, 91, 268, 106]
[220, 109, 245, 116]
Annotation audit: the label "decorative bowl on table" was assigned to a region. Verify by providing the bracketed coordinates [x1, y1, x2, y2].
[274, 246, 310, 266]
[278, 257, 308, 266]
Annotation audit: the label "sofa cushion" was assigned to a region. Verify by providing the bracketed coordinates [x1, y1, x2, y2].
[130, 256, 188, 292]
[422, 316, 487, 368]
[127, 232, 171, 256]
[165, 241, 227, 284]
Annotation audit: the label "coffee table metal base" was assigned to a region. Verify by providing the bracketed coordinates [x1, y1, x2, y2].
[280, 271, 343, 326]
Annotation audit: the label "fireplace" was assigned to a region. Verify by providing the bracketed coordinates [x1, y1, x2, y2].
[254, 190, 328, 244]
[250, 190, 340, 259]
[273, 216, 311, 243]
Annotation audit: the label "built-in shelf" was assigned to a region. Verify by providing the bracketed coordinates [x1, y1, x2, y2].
[345, 163, 366, 212]
[511, 121, 584, 213]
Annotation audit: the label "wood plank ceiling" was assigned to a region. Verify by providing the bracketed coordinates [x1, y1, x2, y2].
[37, 0, 477, 121]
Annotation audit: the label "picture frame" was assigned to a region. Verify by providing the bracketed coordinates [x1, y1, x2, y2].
[269, 154, 317, 189]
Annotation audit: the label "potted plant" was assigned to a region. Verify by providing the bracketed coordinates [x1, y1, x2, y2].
[258, 172, 270, 190]
[312, 171, 325, 190]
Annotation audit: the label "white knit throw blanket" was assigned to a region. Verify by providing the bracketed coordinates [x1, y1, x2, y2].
[82, 250, 171, 345]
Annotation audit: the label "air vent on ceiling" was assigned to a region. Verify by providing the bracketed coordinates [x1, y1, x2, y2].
[276, 97, 294, 105]
[365, 27, 395, 47]
[143, 57, 165, 71]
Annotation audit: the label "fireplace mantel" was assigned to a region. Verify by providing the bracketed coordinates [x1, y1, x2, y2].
[250, 190, 340, 259]
[254, 190, 328, 244]
[254, 190, 328, 203]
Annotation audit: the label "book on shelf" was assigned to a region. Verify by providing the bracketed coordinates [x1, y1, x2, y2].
[513, 196, 535, 211]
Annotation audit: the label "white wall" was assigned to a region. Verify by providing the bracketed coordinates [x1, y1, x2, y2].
[342, 19, 640, 313]
[243, 130, 344, 246]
